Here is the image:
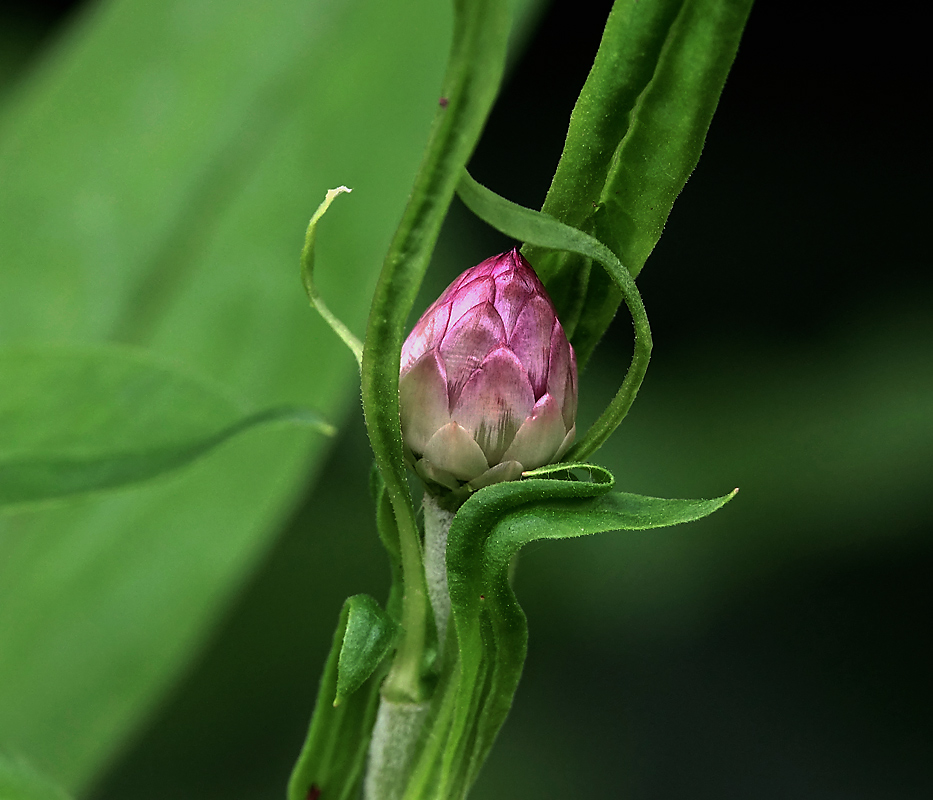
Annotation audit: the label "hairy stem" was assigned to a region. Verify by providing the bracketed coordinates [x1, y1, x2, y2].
[363, 698, 431, 800]
[423, 493, 456, 658]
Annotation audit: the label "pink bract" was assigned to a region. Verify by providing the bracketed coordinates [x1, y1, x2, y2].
[399, 248, 577, 492]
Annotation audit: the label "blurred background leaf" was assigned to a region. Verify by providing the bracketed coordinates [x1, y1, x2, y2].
[1, 1, 931, 800]
[0, 344, 333, 507]
[0, 754, 72, 800]
[0, 0, 457, 792]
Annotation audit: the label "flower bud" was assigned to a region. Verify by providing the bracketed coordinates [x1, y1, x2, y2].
[400, 248, 577, 491]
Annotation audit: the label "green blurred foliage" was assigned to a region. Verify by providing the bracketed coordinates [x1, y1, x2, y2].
[2, 1, 930, 799]
[0, 753, 72, 800]
[0, 344, 333, 507]
[0, 0, 451, 792]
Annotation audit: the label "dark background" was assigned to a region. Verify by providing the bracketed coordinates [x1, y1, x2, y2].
[4, 1, 931, 798]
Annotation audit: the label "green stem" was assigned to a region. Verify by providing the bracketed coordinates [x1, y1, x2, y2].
[360, 0, 509, 704]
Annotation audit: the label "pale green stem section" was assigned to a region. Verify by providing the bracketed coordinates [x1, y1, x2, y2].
[422, 493, 455, 656]
[363, 699, 431, 800]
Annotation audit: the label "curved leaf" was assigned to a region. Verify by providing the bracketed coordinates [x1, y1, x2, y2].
[442, 472, 617, 791]
[524, 0, 754, 368]
[462, 485, 738, 784]
[336, 595, 400, 707]
[456, 171, 651, 463]
[403, 473, 735, 797]
[405, 470, 613, 798]
[0, 345, 333, 508]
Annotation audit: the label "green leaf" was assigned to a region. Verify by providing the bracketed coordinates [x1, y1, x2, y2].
[404, 472, 735, 797]
[0, 0, 456, 790]
[335, 594, 400, 707]
[402, 469, 613, 799]
[439, 471, 617, 794]
[456, 171, 651, 462]
[0, 344, 333, 508]
[287, 599, 386, 800]
[360, 0, 511, 703]
[523, 0, 754, 368]
[460, 483, 738, 786]
[0, 754, 72, 800]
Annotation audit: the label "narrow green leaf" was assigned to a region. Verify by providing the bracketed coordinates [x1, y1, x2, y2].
[287, 600, 386, 800]
[524, 0, 754, 368]
[494, 486, 739, 541]
[300, 186, 363, 368]
[468, 486, 737, 785]
[440, 473, 615, 793]
[335, 594, 400, 707]
[456, 171, 652, 462]
[401, 467, 611, 800]
[520, 461, 615, 481]
[0, 345, 333, 508]
[0, 754, 72, 800]
[445, 477, 736, 793]
[360, 0, 511, 702]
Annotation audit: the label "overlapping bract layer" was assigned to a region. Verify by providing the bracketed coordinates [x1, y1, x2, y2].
[400, 249, 577, 491]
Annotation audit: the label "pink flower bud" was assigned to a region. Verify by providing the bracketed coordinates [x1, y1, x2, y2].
[400, 248, 577, 491]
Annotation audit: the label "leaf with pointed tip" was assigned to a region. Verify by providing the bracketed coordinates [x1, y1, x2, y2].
[0, 344, 333, 509]
[455, 482, 738, 788]
[335, 594, 399, 707]
[403, 468, 736, 797]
